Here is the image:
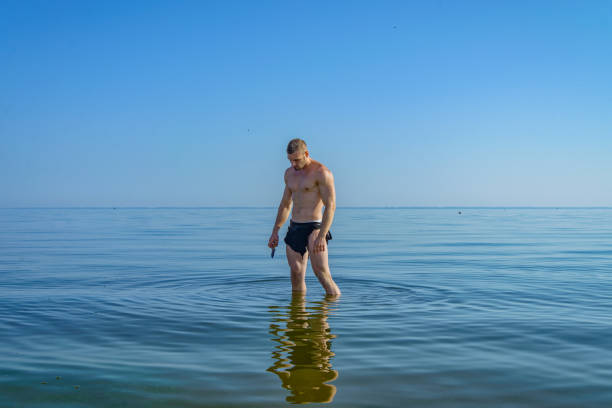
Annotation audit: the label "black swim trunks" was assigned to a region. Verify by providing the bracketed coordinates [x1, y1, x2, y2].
[284, 220, 332, 257]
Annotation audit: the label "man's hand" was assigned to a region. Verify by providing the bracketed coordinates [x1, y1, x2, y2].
[313, 233, 327, 254]
[268, 231, 279, 249]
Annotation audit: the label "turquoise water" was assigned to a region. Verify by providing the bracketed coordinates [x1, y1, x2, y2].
[1, 208, 612, 407]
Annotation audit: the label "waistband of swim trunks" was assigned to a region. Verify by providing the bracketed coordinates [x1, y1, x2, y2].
[290, 219, 322, 226]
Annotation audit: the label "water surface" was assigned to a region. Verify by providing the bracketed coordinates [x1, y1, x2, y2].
[1, 208, 612, 406]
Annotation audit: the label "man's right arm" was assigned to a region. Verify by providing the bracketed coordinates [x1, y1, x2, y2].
[268, 184, 292, 248]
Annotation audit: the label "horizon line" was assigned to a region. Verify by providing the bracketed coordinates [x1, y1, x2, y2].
[2, 206, 612, 210]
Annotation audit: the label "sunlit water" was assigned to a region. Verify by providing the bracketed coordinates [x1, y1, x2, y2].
[1, 208, 612, 407]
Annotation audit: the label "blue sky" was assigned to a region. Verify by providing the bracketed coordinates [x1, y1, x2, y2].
[1, 0, 611, 207]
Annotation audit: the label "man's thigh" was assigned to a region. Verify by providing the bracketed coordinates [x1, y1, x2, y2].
[307, 229, 330, 270]
[286, 244, 308, 274]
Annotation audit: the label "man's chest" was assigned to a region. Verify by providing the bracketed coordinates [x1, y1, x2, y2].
[287, 174, 318, 193]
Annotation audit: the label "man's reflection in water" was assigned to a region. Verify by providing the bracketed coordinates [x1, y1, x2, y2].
[267, 293, 339, 404]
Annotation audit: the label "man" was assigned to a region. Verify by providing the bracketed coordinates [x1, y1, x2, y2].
[268, 139, 341, 296]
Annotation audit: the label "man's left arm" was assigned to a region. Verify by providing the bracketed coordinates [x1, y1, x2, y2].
[314, 169, 336, 253]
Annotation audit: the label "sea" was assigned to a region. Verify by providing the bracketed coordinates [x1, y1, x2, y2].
[1, 207, 611, 407]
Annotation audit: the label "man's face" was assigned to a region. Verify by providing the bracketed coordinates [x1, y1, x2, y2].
[288, 150, 309, 170]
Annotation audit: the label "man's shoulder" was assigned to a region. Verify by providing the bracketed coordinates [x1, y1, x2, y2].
[313, 161, 333, 181]
[307, 159, 326, 171]
[315, 161, 332, 173]
[284, 167, 297, 185]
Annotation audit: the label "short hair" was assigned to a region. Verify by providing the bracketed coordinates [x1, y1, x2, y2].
[287, 138, 307, 154]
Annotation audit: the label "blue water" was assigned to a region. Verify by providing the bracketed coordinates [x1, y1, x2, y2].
[1, 208, 612, 407]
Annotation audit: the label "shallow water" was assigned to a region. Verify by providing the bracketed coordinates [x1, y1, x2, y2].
[1, 207, 612, 407]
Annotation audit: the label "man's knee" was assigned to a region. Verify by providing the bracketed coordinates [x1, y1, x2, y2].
[290, 262, 307, 275]
[311, 262, 330, 276]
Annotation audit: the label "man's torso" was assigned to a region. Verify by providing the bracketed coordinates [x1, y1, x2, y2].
[286, 160, 325, 222]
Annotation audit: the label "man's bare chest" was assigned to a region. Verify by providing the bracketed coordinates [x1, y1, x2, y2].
[287, 174, 318, 194]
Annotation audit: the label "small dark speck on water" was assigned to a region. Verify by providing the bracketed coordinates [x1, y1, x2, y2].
[458, 211, 462, 214]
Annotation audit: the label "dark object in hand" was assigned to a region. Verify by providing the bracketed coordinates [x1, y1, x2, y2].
[271, 247, 275, 258]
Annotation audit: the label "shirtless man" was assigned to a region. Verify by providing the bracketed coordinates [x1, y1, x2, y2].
[268, 139, 341, 296]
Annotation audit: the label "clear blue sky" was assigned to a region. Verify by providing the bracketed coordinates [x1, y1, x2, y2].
[1, 0, 611, 207]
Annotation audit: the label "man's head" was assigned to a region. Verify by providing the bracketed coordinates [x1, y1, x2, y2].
[287, 138, 310, 170]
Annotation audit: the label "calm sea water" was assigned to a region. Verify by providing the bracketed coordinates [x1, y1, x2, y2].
[1, 208, 612, 407]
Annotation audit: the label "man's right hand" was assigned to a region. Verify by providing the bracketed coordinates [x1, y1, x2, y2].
[268, 231, 279, 249]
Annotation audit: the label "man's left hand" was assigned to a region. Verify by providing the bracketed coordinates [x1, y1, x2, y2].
[313, 234, 327, 253]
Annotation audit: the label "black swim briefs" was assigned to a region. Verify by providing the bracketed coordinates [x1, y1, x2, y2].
[284, 220, 332, 257]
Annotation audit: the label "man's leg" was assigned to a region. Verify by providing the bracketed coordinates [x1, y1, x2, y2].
[286, 244, 308, 293]
[308, 230, 341, 296]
